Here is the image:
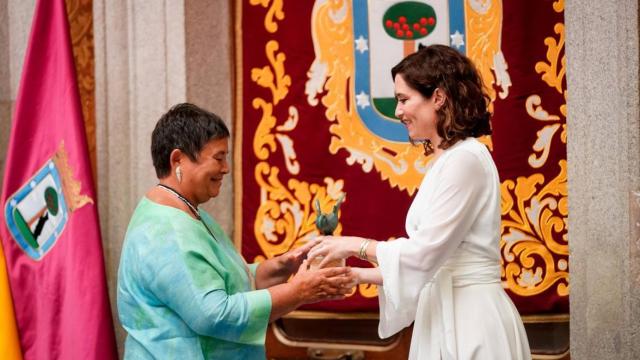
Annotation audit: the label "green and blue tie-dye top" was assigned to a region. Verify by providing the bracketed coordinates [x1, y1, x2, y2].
[117, 197, 272, 359]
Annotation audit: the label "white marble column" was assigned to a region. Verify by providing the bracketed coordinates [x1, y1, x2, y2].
[93, 0, 234, 355]
[565, 0, 640, 359]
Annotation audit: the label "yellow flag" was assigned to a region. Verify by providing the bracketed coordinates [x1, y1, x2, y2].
[0, 239, 22, 359]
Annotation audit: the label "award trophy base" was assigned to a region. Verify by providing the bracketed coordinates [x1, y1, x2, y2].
[308, 256, 345, 271]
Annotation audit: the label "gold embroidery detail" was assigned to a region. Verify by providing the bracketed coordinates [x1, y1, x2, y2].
[465, 0, 510, 106]
[500, 160, 568, 296]
[535, 23, 566, 96]
[251, 40, 291, 106]
[52, 142, 93, 211]
[252, 98, 278, 160]
[527, 19, 567, 166]
[358, 283, 378, 298]
[253, 164, 345, 260]
[553, 0, 564, 13]
[249, 0, 284, 33]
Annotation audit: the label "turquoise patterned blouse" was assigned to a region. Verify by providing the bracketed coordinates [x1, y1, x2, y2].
[117, 197, 272, 359]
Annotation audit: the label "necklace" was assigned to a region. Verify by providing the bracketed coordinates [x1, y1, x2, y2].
[156, 184, 255, 288]
[157, 183, 200, 219]
[157, 183, 219, 242]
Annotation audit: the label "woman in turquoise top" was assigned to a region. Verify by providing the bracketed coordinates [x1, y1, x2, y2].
[117, 103, 354, 359]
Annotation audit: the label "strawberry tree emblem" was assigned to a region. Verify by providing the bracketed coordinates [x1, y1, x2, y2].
[383, 1, 437, 57]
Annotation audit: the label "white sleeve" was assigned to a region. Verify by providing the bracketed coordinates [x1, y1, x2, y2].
[376, 149, 489, 338]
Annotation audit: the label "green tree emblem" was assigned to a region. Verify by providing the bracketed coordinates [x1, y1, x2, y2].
[383, 1, 437, 58]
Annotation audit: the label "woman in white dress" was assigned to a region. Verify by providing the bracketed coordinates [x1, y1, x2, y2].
[308, 44, 531, 360]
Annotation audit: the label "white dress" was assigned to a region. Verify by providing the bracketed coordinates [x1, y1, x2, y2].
[376, 138, 531, 360]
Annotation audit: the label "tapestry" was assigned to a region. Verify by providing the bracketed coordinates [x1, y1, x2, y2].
[236, 0, 568, 314]
[66, 0, 96, 179]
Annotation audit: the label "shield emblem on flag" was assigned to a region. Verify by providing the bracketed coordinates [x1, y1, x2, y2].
[4, 159, 69, 260]
[3, 143, 93, 260]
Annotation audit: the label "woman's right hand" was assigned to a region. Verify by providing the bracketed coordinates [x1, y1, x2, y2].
[267, 260, 357, 322]
[290, 260, 356, 305]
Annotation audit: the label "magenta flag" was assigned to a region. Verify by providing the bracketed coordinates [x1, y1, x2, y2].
[0, 0, 117, 358]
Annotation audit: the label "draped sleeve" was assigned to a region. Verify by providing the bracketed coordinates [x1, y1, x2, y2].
[375, 148, 490, 338]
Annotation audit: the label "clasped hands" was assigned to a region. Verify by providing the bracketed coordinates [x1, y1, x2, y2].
[307, 236, 368, 268]
[274, 237, 366, 304]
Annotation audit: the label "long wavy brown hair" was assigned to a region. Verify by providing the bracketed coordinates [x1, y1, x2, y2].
[391, 44, 491, 155]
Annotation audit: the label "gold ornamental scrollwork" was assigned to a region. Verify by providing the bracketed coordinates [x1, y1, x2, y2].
[251, 40, 291, 106]
[252, 98, 277, 160]
[249, 0, 284, 33]
[357, 282, 378, 298]
[526, 19, 567, 168]
[465, 0, 511, 104]
[501, 0, 568, 298]
[535, 23, 566, 103]
[500, 161, 569, 296]
[253, 162, 345, 261]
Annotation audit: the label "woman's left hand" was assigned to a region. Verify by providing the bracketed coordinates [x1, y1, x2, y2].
[307, 236, 365, 268]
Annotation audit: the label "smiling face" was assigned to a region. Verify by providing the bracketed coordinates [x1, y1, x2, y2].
[180, 137, 230, 204]
[394, 74, 440, 143]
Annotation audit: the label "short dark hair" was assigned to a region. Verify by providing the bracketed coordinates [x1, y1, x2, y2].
[151, 103, 230, 178]
[391, 44, 491, 155]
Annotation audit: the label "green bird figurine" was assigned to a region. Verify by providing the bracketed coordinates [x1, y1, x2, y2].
[314, 194, 345, 235]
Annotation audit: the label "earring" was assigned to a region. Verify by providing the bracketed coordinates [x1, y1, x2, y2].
[176, 166, 183, 183]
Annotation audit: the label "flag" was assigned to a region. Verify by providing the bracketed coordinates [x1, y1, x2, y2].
[0, 242, 22, 359]
[0, 0, 118, 358]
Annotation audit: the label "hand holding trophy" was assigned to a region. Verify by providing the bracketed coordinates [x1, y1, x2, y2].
[309, 195, 346, 270]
